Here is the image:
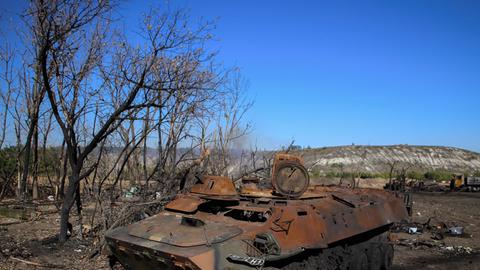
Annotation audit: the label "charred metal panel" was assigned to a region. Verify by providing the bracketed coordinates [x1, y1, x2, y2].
[190, 175, 237, 196]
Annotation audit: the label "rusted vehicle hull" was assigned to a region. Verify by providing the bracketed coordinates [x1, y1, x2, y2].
[106, 155, 409, 269]
[106, 186, 408, 269]
[106, 229, 393, 270]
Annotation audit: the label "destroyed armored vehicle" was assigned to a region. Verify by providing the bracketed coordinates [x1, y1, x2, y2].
[106, 154, 409, 269]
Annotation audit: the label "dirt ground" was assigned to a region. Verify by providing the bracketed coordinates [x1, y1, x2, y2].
[0, 201, 110, 270]
[1, 191, 480, 270]
[392, 192, 480, 270]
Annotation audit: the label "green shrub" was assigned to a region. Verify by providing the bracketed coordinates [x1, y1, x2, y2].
[407, 171, 424, 180]
[423, 170, 452, 182]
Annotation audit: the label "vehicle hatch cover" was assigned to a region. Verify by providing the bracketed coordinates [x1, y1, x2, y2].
[127, 213, 242, 247]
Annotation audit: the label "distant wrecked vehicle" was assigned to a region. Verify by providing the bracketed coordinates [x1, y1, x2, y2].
[106, 154, 409, 269]
[450, 174, 480, 192]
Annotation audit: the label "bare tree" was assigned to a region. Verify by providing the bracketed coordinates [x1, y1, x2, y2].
[0, 45, 19, 198]
[0, 43, 15, 150]
[0, 43, 30, 200]
[14, 13, 49, 201]
[386, 160, 397, 187]
[30, 0, 222, 241]
[330, 163, 345, 186]
[208, 71, 252, 176]
[11, 86, 26, 199]
[394, 162, 415, 192]
[30, 0, 121, 241]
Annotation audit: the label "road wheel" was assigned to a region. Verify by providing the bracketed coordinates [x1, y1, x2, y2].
[380, 243, 394, 270]
[349, 249, 368, 270]
[366, 245, 382, 270]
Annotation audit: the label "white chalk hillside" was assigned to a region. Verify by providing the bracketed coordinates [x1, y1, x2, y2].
[300, 145, 480, 173]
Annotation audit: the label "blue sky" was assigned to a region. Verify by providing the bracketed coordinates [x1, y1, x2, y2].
[157, 0, 479, 151]
[1, 1, 479, 151]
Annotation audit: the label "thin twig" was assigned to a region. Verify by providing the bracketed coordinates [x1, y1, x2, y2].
[10, 256, 63, 269]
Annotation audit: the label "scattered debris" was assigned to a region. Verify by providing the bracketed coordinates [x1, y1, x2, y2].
[397, 238, 442, 249]
[408, 227, 420, 234]
[431, 231, 444, 240]
[392, 218, 468, 239]
[442, 246, 474, 255]
[125, 186, 139, 198]
[410, 180, 449, 192]
[447, 226, 464, 236]
[391, 221, 425, 234]
[395, 238, 475, 255]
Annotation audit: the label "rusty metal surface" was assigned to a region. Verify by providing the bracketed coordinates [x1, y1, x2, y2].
[165, 195, 205, 213]
[270, 153, 309, 198]
[106, 155, 410, 270]
[240, 187, 325, 199]
[190, 175, 237, 196]
[127, 212, 242, 247]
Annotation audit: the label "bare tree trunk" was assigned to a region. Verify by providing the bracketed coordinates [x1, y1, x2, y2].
[19, 55, 44, 201]
[157, 92, 163, 191]
[0, 85, 11, 151]
[75, 183, 83, 239]
[15, 115, 22, 198]
[0, 44, 14, 150]
[32, 122, 39, 200]
[59, 141, 67, 199]
[129, 122, 137, 187]
[143, 107, 150, 182]
[59, 173, 78, 242]
[19, 123, 34, 201]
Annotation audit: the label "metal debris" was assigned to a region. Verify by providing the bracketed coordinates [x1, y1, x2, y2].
[396, 238, 475, 255]
[392, 218, 467, 239]
[447, 226, 464, 236]
[227, 254, 265, 266]
[125, 187, 139, 198]
[408, 227, 420, 234]
[442, 246, 474, 255]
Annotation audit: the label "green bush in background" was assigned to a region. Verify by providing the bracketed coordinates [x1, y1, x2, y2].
[310, 167, 469, 182]
[423, 170, 453, 182]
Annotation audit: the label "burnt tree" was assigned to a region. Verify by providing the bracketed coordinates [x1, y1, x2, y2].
[31, 0, 221, 242]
